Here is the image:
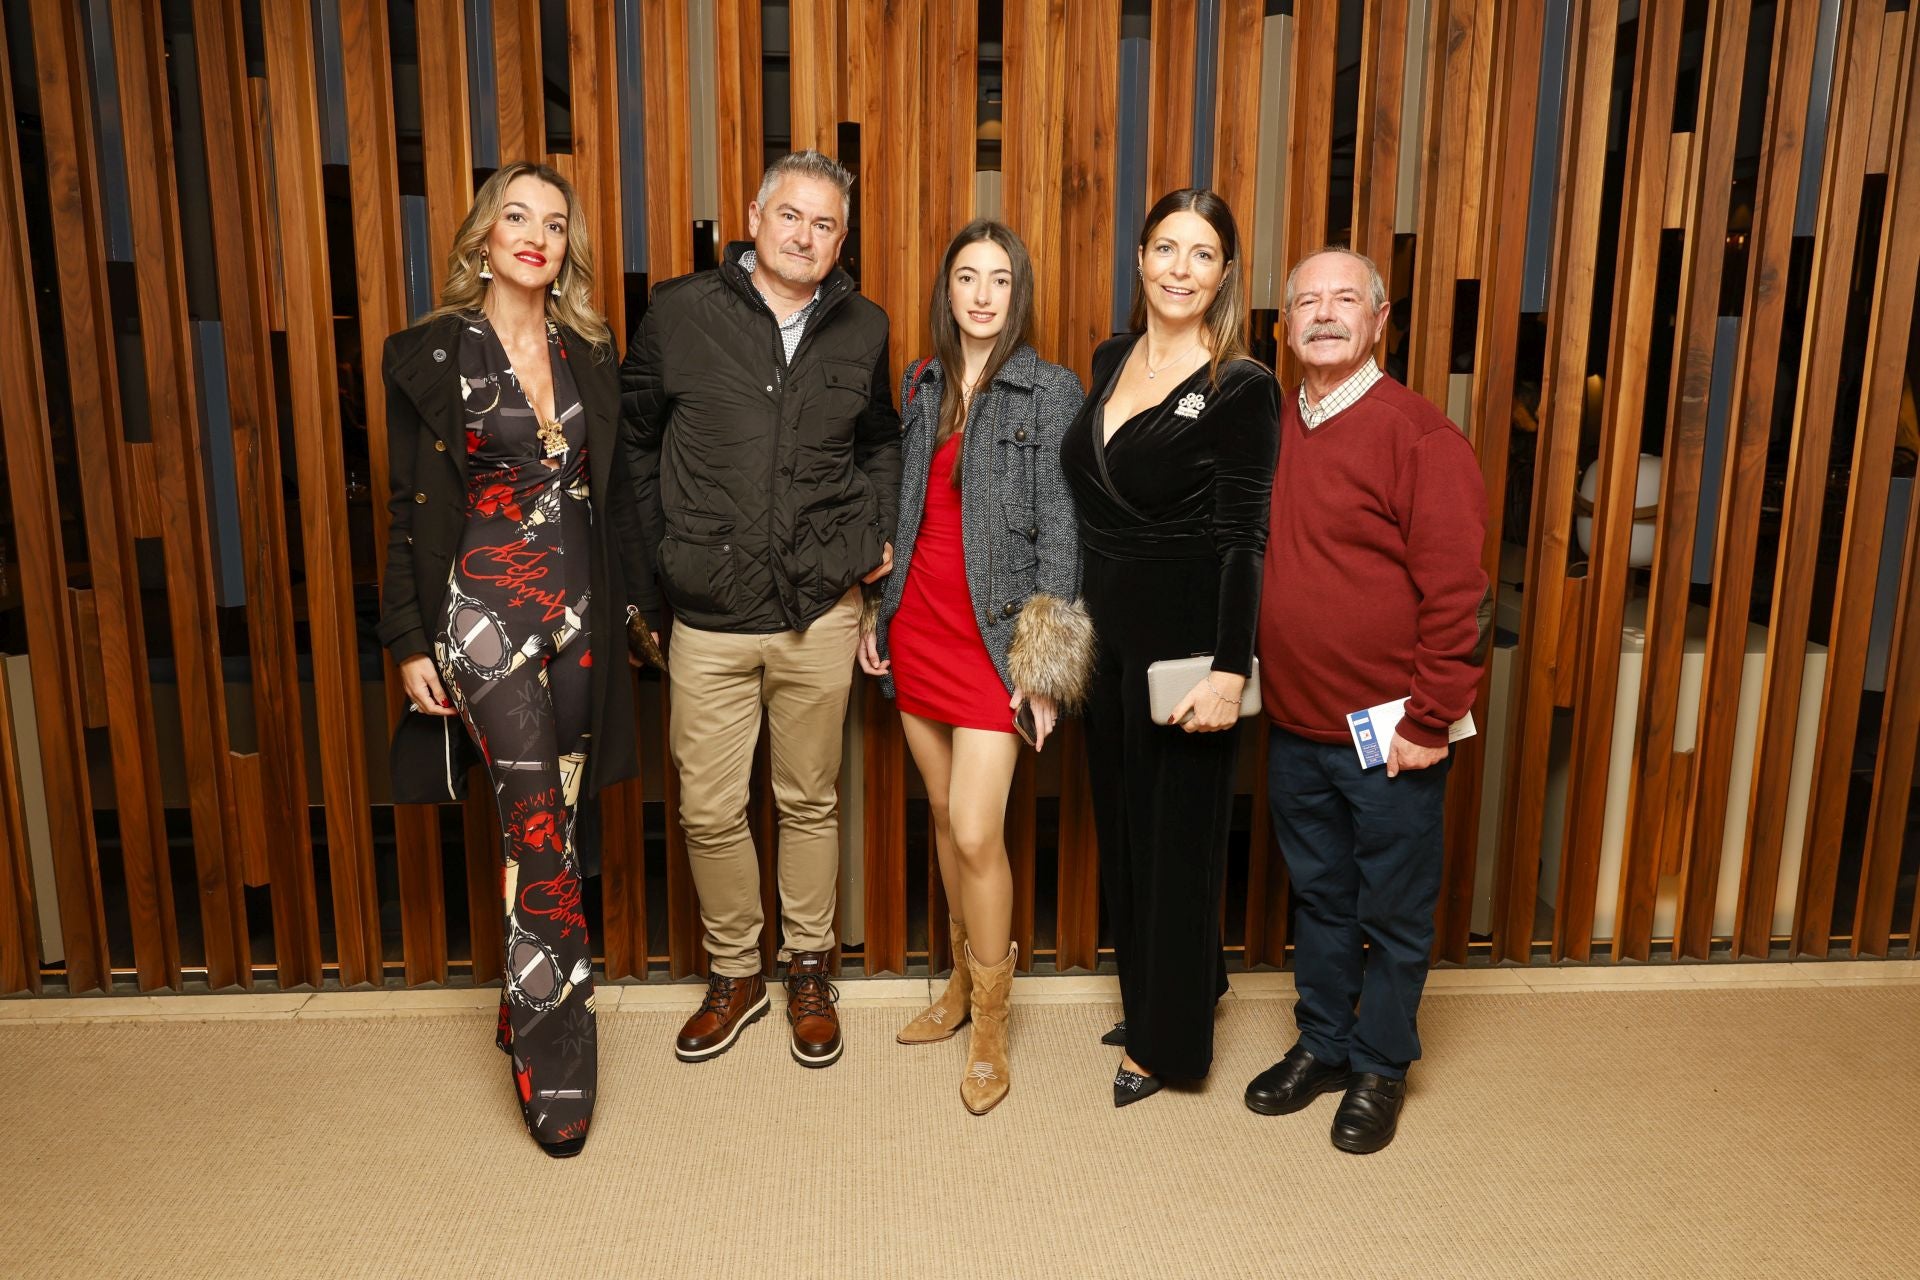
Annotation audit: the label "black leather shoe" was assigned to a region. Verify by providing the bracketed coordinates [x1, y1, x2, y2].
[535, 1134, 586, 1159]
[1330, 1072, 1406, 1154]
[1100, 1019, 1127, 1046]
[1244, 1044, 1351, 1116]
[1112, 1064, 1164, 1108]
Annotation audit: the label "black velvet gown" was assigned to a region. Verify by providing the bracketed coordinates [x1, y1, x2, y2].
[1060, 336, 1280, 1080]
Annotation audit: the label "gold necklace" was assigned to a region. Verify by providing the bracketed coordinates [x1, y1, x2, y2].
[535, 320, 567, 457]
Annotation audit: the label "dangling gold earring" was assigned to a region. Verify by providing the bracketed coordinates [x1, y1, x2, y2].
[550, 274, 563, 298]
[477, 252, 493, 282]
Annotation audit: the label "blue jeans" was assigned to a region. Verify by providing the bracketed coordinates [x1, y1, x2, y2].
[1266, 727, 1451, 1078]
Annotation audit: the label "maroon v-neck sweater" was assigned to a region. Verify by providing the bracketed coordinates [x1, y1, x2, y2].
[1257, 374, 1487, 748]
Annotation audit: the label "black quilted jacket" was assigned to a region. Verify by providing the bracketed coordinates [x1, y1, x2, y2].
[618, 242, 902, 633]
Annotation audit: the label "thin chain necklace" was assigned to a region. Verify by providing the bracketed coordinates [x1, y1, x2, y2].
[1142, 333, 1202, 380]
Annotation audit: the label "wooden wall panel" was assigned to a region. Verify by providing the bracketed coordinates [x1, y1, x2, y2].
[0, 671, 39, 994]
[493, 0, 545, 164]
[1735, 0, 1880, 959]
[1677, 1, 1824, 960]
[339, 0, 442, 987]
[6, 2, 1920, 998]
[0, 14, 110, 993]
[1493, 0, 1619, 964]
[194, 0, 323, 987]
[29, 0, 175, 990]
[261, 0, 383, 986]
[1611, 0, 1754, 962]
[109, 0, 252, 988]
[1795, 11, 1920, 957]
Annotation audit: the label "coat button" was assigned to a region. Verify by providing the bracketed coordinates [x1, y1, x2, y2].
[1027, 525, 1039, 541]
[1001, 602, 1016, 618]
[1014, 427, 1028, 442]
[433, 439, 447, 452]
[414, 492, 427, 503]
[432, 348, 446, 362]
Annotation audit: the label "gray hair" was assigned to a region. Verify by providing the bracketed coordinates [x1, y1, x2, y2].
[755, 149, 854, 223]
[1284, 246, 1387, 311]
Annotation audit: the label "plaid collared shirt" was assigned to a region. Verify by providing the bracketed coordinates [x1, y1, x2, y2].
[1298, 360, 1383, 430]
[739, 249, 821, 364]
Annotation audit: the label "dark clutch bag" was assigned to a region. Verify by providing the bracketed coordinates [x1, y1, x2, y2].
[625, 605, 668, 671]
[389, 705, 478, 804]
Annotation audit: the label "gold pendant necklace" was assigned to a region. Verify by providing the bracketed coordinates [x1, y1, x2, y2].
[538, 416, 567, 458]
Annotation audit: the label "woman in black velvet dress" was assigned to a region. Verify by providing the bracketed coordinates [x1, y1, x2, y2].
[1060, 189, 1279, 1105]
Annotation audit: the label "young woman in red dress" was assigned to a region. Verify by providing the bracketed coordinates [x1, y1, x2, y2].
[858, 221, 1091, 1113]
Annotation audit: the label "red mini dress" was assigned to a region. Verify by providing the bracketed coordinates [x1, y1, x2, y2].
[888, 434, 1012, 733]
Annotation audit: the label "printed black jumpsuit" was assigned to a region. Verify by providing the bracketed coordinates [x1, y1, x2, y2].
[436, 316, 597, 1149]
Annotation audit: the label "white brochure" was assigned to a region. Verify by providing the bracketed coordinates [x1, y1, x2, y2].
[1346, 698, 1476, 770]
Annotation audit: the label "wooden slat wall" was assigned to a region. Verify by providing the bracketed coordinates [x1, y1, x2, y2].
[4, 0, 1920, 996]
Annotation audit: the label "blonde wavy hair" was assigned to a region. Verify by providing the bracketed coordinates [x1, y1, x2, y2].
[427, 161, 612, 351]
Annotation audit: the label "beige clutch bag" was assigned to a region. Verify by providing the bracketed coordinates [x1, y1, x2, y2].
[1145, 655, 1262, 724]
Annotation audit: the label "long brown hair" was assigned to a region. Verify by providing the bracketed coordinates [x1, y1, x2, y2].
[928, 220, 1036, 477]
[425, 161, 612, 351]
[1127, 188, 1250, 386]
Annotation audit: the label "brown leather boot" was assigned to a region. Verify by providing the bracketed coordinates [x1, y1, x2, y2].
[785, 950, 843, 1068]
[674, 972, 769, 1062]
[960, 941, 1016, 1115]
[897, 918, 972, 1044]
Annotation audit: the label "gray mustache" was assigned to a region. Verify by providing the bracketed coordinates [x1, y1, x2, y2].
[1303, 322, 1352, 341]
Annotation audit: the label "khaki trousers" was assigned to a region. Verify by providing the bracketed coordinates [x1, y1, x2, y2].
[667, 589, 860, 977]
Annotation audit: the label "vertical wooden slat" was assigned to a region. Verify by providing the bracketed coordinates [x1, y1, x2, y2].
[338, 0, 444, 986]
[1147, 0, 1199, 201]
[714, 0, 765, 246]
[1734, 0, 1879, 959]
[416, 0, 472, 296]
[29, 0, 176, 990]
[566, 0, 624, 340]
[261, 0, 384, 986]
[1408, 0, 1480, 407]
[110, 0, 251, 988]
[1677, 1, 1823, 960]
[1491, 0, 1619, 963]
[1278, 0, 1338, 387]
[0, 671, 41, 994]
[196, 0, 324, 988]
[1351, 0, 1409, 274]
[1434, 0, 1546, 964]
[1553, 0, 1685, 961]
[642, 0, 695, 279]
[1611, 0, 1754, 962]
[1857, 496, 1920, 954]
[660, 698, 705, 979]
[1211, 0, 1266, 301]
[1794, 12, 1920, 957]
[492, 0, 544, 163]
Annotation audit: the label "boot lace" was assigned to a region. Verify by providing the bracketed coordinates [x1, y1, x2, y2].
[788, 970, 839, 1021]
[696, 974, 742, 1018]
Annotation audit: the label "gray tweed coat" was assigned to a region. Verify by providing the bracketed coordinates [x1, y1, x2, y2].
[874, 344, 1088, 702]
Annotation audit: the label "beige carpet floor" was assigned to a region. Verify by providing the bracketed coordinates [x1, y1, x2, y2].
[1, 984, 1915, 1279]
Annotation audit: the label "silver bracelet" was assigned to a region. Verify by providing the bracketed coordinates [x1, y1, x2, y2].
[1203, 677, 1237, 706]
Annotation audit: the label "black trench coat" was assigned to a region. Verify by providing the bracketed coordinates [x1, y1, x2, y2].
[376, 313, 646, 870]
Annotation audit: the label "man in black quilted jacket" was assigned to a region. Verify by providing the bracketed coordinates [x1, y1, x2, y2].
[620, 150, 900, 1071]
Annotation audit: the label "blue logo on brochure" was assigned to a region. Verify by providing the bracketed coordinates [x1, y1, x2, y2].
[1348, 709, 1385, 768]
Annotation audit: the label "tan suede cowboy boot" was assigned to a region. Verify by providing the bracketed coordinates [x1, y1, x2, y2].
[960, 941, 1016, 1115]
[897, 919, 972, 1044]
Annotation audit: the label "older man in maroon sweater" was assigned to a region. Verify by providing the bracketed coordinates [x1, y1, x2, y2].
[1244, 247, 1486, 1154]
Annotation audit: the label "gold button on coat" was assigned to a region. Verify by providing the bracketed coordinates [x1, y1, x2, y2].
[434, 439, 447, 452]
[414, 492, 427, 503]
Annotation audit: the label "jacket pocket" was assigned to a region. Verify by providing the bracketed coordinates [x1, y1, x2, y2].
[658, 510, 740, 616]
[818, 357, 872, 423]
[1002, 502, 1040, 575]
[804, 494, 885, 593]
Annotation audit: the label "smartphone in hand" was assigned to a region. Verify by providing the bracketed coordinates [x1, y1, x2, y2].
[1013, 699, 1040, 750]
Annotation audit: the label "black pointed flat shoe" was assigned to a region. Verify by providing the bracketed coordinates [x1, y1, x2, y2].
[1100, 1019, 1127, 1047]
[535, 1134, 587, 1159]
[1112, 1064, 1164, 1108]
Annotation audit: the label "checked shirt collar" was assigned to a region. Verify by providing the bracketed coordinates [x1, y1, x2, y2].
[1298, 359, 1383, 430]
[739, 249, 821, 365]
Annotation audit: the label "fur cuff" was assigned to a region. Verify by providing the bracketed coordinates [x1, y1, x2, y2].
[1006, 594, 1095, 712]
[859, 585, 884, 637]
